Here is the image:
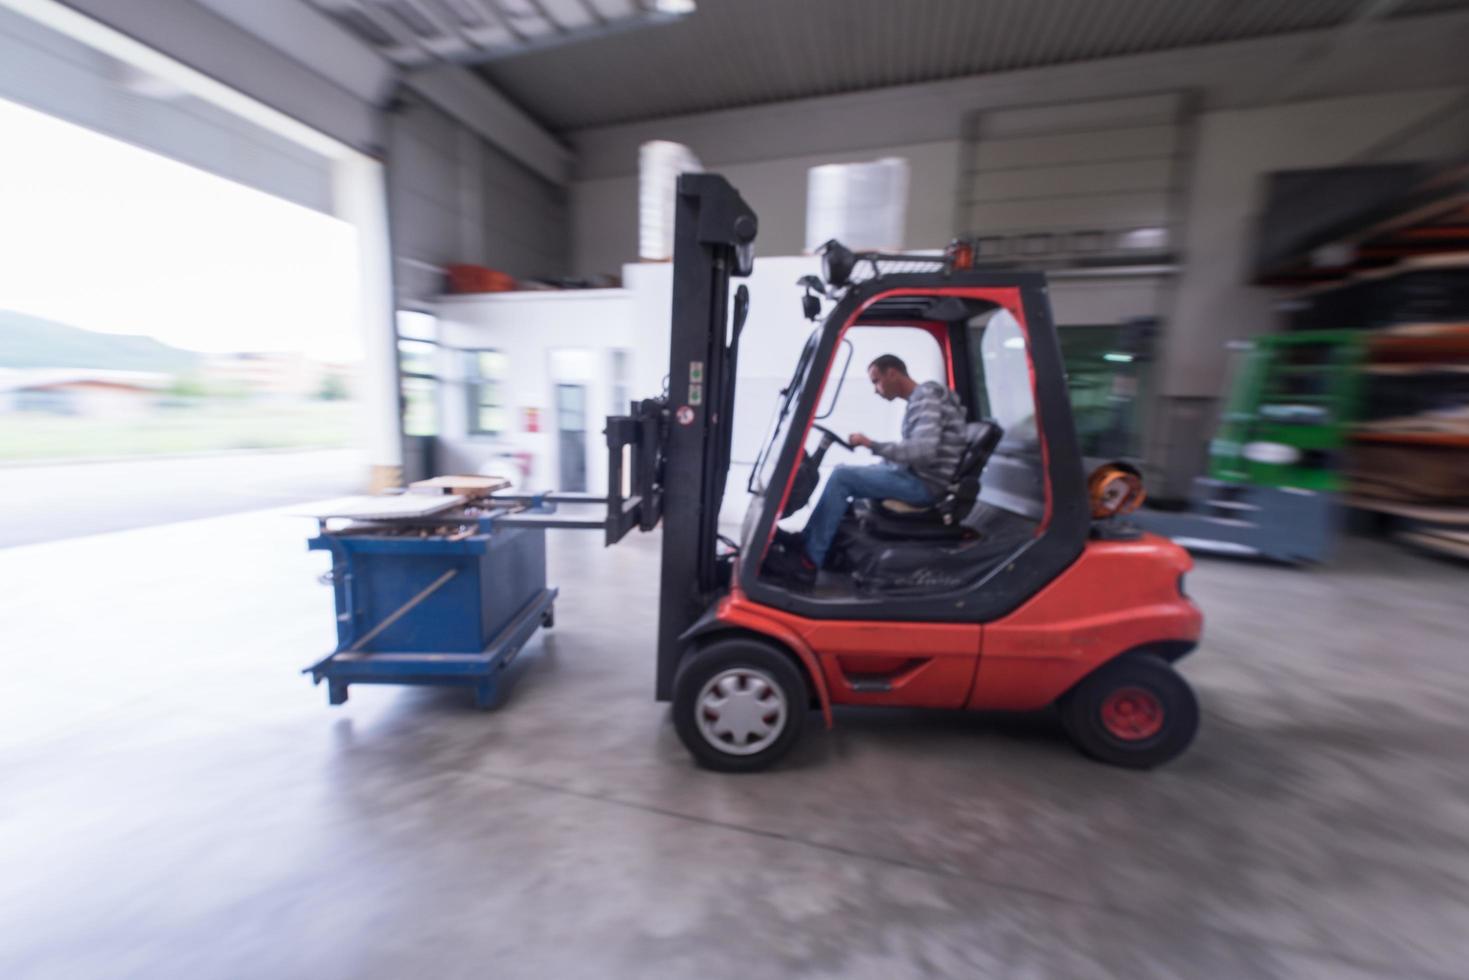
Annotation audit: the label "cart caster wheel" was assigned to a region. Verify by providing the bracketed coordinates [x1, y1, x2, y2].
[473, 682, 499, 710]
[541, 607, 554, 629]
[1059, 654, 1198, 769]
[672, 638, 808, 773]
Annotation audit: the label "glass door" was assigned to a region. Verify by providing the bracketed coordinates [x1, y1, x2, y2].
[556, 383, 587, 491]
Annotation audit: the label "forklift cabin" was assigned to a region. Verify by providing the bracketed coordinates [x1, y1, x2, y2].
[605, 174, 1202, 772]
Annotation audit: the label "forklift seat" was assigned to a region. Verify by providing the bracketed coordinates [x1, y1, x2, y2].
[857, 420, 1004, 541]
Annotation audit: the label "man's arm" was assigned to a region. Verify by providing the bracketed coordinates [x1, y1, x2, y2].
[869, 387, 944, 467]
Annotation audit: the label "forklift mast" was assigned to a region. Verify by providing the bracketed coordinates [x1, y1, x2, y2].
[652, 175, 757, 698]
[597, 175, 757, 699]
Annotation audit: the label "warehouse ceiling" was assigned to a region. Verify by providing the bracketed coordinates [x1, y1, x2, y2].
[307, 0, 1469, 132]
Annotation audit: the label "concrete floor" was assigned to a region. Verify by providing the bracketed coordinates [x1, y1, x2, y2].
[1, 510, 1466, 979]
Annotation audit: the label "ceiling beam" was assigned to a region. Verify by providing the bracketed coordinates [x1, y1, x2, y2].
[401, 61, 572, 182]
[1271, 0, 1409, 102]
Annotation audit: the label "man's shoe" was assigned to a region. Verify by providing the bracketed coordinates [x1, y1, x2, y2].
[760, 542, 818, 589]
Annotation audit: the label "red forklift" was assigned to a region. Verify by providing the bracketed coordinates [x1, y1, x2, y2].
[598, 174, 1202, 772]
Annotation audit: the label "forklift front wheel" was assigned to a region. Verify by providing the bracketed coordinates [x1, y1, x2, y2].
[541, 606, 554, 629]
[1059, 654, 1198, 769]
[672, 638, 808, 773]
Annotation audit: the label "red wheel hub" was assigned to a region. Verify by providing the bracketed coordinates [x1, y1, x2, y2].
[1099, 686, 1164, 741]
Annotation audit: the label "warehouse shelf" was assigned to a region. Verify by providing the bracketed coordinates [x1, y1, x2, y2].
[1255, 161, 1469, 285]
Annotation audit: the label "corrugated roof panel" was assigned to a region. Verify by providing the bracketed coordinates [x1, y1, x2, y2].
[452, 0, 1469, 130]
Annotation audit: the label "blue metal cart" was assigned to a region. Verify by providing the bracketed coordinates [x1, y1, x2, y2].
[303, 498, 568, 709]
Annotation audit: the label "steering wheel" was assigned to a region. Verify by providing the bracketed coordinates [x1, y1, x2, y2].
[811, 424, 852, 451]
[781, 424, 855, 518]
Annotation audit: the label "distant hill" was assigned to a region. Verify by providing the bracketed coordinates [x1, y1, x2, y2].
[0, 310, 200, 373]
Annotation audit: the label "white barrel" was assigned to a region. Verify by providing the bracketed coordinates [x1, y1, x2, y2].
[805, 157, 909, 253]
[639, 141, 703, 261]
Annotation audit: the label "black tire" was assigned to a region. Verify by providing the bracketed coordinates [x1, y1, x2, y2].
[672, 638, 809, 773]
[541, 606, 554, 629]
[1059, 654, 1198, 769]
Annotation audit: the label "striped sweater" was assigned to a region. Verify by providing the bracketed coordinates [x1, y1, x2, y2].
[870, 381, 968, 496]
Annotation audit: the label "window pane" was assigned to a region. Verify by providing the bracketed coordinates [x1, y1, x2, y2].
[969, 309, 1047, 521]
[478, 406, 507, 434]
[402, 377, 436, 436]
[804, 325, 944, 460]
[610, 350, 631, 413]
[398, 340, 435, 377]
[465, 349, 507, 436]
[396, 310, 437, 342]
[976, 311, 1036, 437]
[477, 350, 507, 378]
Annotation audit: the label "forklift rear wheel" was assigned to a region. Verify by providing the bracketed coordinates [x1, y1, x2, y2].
[673, 638, 808, 773]
[1059, 654, 1198, 769]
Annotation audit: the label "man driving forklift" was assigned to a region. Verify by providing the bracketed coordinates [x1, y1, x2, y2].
[762, 353, 969, 587]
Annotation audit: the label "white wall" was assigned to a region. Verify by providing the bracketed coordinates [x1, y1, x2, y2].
[432, 290, 636, 493]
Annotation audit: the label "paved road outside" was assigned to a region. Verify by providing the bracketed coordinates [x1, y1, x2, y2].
[0, 449, 364, 548]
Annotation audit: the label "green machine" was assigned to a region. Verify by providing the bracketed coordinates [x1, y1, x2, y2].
[1208, 330, 1365, 490]
[1135, 330, 1365, 563]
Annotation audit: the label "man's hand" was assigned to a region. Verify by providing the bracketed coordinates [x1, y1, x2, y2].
[849, 433, 874, 449]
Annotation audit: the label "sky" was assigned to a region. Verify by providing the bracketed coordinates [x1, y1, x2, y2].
[0, 97, 363, 361]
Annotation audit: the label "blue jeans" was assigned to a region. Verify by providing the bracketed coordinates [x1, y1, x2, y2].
[803, 463, 934, 566]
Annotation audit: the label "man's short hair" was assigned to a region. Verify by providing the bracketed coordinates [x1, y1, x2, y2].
[868, 354, 908, 376]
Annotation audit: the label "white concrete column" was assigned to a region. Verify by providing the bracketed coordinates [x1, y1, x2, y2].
[333, 153, 403, 490]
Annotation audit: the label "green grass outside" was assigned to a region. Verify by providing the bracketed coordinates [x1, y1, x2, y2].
[0, 400, 357, 462]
